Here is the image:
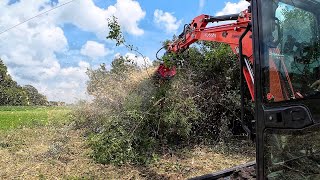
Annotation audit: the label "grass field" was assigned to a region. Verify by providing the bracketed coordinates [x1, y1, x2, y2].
[0, 126, 255, 179]
[0, 106, 72, 130]
[0, 106, 255, 179]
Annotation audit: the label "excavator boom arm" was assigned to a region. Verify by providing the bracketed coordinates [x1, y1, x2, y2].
[158, 9, 255, 100]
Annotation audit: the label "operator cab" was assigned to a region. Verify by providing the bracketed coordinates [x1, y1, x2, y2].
[253, 0, 320, 179]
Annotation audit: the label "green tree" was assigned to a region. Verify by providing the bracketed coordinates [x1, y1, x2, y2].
[74, 16, 255, 166]
[0, 59, 28, 106]
[23, 85, 48, 106]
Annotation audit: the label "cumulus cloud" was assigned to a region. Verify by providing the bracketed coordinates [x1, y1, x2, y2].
[154, 9, 182, 33]
[216, 0, 250, 16]
[36, 61, 91, 103]
[56, 0, 146, 37]
[0, 0, 146, 103]
[206, 0, 250, 27]
[113, 0, 146, 36]
[124, 53, 152, 68]
[80, 41, 112, 59]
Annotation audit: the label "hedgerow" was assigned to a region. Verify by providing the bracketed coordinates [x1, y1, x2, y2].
[72, 40, 253, 165]
[71, 16, 253, 165]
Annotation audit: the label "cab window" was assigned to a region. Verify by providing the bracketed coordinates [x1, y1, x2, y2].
[262, 0, 320, 103]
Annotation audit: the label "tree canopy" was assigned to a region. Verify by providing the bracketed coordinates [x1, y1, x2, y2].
[0, 59, 48, 106]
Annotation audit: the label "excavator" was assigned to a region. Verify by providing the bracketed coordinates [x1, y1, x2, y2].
[156, 0, 320, 179]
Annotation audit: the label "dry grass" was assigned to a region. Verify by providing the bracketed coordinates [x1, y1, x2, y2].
[0, 124, 254, 180]
[0, 67, 256, 179]
[0, 125, 129, 179]
[149, 142, 255, 179]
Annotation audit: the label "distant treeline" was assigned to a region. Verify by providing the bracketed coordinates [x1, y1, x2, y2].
[0, 59, 48, 106]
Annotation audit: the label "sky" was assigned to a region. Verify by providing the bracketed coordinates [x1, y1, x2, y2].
[0, 0, 250, 103]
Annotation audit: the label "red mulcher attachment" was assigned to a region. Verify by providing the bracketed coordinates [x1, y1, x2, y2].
[156, 63, 177, 79]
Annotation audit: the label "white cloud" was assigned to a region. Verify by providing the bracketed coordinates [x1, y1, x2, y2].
[207, 0, 250, 27]
[56, 0, 146, 37]
[216, 0, 250, 16]
[40, 60, 91, 103]
[124, 53, 152, 68]
[114, 53, 121, 59]
[78, 61, 90, 69]
[199, 0, 206, 12]
[113, 0, 146, 36]
[80, 41, 112, 59]
[0, 0, 147, 103]
[154, 9, 182, 33]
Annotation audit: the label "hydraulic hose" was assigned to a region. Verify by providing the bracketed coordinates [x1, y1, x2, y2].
[156, 46, 167, 61]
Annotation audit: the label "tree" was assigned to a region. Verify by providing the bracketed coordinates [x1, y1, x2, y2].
[0, 59, 48, 106]
[86, 55, 139, 108]
[23, 85, 48, 106]
[0, 59, 28, 106]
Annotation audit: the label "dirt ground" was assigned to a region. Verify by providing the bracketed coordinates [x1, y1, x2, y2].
[0, 125, 255, 179]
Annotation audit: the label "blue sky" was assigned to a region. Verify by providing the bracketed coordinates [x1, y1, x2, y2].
[59, 0, 246, 64]
[0, 0, 249, 103]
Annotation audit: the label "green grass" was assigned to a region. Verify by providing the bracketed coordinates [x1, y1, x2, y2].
[0, 106, 72, 130]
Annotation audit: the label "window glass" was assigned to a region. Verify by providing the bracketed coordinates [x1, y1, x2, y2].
[264, 126, 320, 179]
[262, 0, 320, 102]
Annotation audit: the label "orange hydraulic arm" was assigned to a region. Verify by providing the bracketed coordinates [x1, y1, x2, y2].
[157, 9, 255, 100]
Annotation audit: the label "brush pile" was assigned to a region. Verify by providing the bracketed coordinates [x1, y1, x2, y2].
[73, 42, 254, 165]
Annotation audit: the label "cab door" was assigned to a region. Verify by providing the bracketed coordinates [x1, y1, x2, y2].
[252, 0, 320, 179]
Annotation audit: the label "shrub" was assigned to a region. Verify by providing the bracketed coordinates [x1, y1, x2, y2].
[73, 42, 254, 165]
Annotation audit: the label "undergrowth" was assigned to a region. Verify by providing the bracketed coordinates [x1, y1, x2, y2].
[72, 41, 254, 166]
